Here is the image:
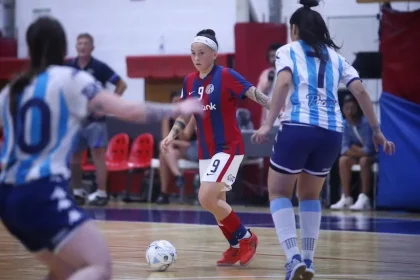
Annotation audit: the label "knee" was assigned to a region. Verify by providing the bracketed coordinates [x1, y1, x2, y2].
[198, 185, 218, 211]
[339, 156, 353, 169]
[359, 156, 373, 170]
[91, 148, 106, 160]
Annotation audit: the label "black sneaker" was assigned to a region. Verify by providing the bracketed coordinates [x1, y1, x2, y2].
[74, 194, 85, 206]
[156, 193, 170, 204]
[88, 196, 109, 207]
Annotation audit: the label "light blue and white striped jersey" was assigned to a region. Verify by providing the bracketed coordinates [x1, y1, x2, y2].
[276, 40, 360, 132]
[0, 66, 102, 184]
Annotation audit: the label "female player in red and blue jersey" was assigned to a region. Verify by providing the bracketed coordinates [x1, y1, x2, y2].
[161, 29, 271, 267]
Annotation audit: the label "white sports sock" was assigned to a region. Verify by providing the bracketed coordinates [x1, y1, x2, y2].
[96, 190, 107, 198]
[73, 188, 84, 197]
[299, 200, 322, 261]
[270, 197, 300, 262]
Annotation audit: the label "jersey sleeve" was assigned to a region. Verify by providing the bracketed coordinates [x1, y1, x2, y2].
[180, 76, 188, 100]
[65, 70, 103, 119]
[100, 62, 121, 85]
[340, 56, 361, 87]
[224, 68, 253, 99]
[0, 85, 9, 126]
[275, 45, 294, 75]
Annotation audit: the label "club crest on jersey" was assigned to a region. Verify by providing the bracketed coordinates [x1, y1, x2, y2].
[202, 102, 216, 111]
[205, 84, 214, 94]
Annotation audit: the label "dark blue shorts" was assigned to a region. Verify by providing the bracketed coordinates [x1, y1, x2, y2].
[0, 176, 90, 253]
[270, 123, 342, 177]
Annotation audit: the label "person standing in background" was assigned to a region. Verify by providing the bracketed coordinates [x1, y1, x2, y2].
[67, 33, 127, 206]
[257, 43, 283, 123]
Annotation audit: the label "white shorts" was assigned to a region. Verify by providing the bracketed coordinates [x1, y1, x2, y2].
[199, 152, 244, 191]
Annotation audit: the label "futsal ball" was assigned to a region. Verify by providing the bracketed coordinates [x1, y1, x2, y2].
[145, 240, 177, 271]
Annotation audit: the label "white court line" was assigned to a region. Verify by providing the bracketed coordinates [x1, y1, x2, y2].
[100, 220, 420, 238]
[101, 224, 203, 234]
[136, 274, 420, 280]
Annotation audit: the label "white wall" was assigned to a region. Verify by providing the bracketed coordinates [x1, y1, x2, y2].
[250, 0, 270, 22]
[15, 0, 238, 101]
[14, 0, 420, 101]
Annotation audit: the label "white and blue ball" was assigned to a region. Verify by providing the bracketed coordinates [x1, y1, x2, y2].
[145, 240, 177, 271]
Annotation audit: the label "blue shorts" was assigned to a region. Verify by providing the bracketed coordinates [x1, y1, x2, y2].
[0, 176, 90, 253]
[270, 123, 342, 177]
[76, 121, 108, 152]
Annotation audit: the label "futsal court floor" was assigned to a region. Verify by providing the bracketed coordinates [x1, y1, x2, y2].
[1, 203, 420, 280]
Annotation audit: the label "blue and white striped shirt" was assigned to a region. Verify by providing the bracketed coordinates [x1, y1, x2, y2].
[0, 66, 102, 184]
[276, 40, 360, 132]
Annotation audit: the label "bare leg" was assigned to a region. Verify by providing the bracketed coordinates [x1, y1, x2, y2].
[199, 182, 231, 220]
[164, 145, 183, 176]
[70, 151, 85, 205]
[159, 150, 171, 195]
[70, 151, 84, 193]
[54, 221, 112, 280]
[338, 156, 357, 197]
[359, 156, 373, 196]
[37, 250, 75, 280]
[90, 147, 108, 196]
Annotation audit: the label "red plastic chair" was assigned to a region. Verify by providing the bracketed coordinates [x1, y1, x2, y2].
[81, 150, 96, 172]
[127, 133, 154, 169]
[124, 133, 154, 202]
[105, 133, 130, 171]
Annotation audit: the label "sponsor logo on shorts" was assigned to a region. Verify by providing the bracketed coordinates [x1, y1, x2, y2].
[227, 174, 236, 184]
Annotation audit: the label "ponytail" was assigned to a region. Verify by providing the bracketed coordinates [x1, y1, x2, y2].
[291, 0, 340, 60]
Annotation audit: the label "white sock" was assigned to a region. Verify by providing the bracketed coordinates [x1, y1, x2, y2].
[73, 188, 84, 197]
[299, 200, 322, 261]
[270, 197, 300, 262]
[96, 189, 107, 198]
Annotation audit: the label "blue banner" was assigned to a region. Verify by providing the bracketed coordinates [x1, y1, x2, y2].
[378, 92, 420, 210]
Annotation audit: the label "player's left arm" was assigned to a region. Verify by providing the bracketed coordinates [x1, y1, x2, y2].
[224, 68, 270, 109]
[101, 62, 127, 96]
[263, 45, 294, 127]
[244, 86, 270, 110]
[265, 70, 292, 128]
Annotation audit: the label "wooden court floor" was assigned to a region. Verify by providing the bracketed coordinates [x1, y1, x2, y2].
[1, 204, 420, 280]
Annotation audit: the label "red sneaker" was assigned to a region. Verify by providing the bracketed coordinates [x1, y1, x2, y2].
[239, 230, 258, 266]
[216, 246, 240, 266]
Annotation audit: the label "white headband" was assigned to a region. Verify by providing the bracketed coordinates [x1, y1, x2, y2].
[192, 36, 218, 51]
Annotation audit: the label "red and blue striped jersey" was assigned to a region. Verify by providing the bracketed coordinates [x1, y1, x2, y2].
[181, 65, 253, 160]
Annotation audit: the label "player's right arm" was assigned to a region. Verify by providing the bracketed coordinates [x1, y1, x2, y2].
[342, 58, 395, 155]
[161, 82, 194, 153]
[68, 70, 202, 125]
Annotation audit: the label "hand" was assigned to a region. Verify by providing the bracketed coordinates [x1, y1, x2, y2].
[372, 129, 395, 155]
[160, 134, 174, 154]
[175, 98, 203, 117]
[251, 124, 272, 144]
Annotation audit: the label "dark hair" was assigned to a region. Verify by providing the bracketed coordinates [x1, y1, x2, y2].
[268, 43, 283, 53]
[77, 33, 94, 45]
[170, 90, 180, 101]
[290, 0, 340, 60]
[196, 29, 218, 49]
[343, 94, 363, 118]
[9, 17, 66, 119]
